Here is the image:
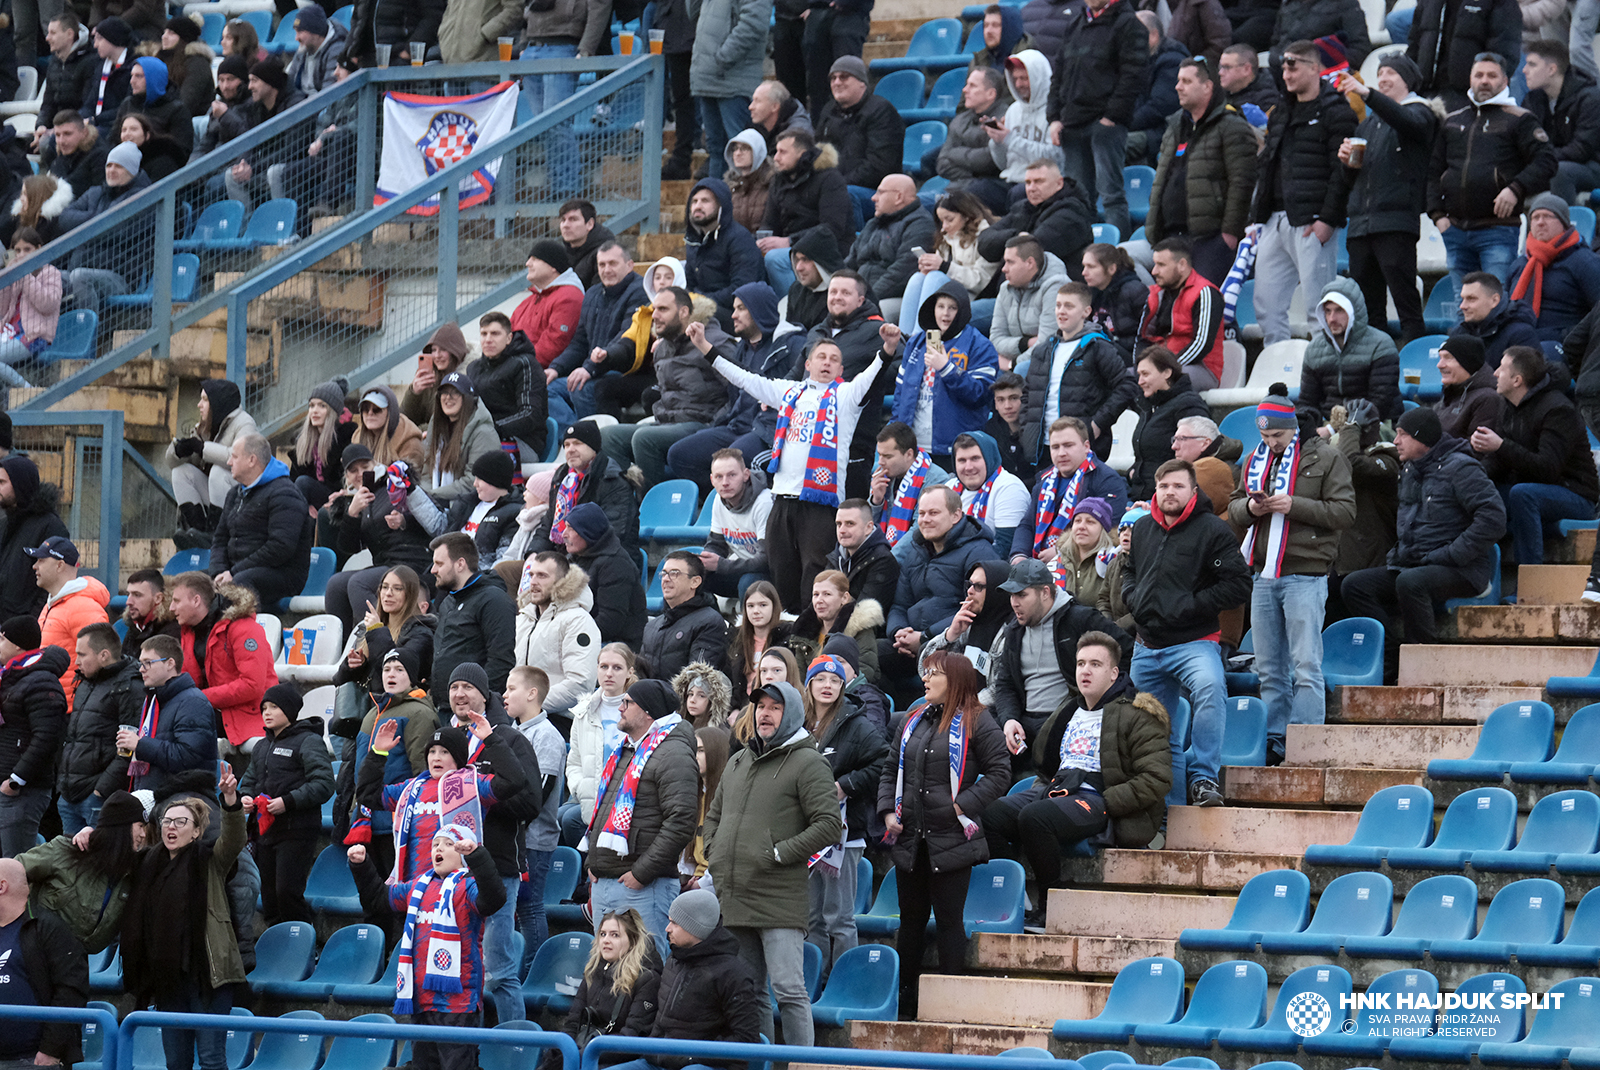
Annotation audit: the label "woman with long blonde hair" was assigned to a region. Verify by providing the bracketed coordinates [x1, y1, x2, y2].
[290, 378, 353, 510]
[552, 908, 659, 1053]
[564, 643, 638, 841]
[732, 646, 800, 745]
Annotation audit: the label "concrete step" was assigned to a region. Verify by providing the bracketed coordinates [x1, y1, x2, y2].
[918, 975, 1112, 1026]
[869, 17, 933, 39]
[660, 178, 693, 206]
[1223, 765, 1423, 807]
[1335, 684, 1546, 723]
[1517, 564, 1590, 605]
[1554, 527, 1596, 564]
[849, 1021, 1055, 1057]
[637, 232, 686, 263]
[972, 932, 1179, 976]
[1045, 888, 1237, 939]
[1398, 643, 1599, 687]
[1061, 849, 1302, 893]
[863, 39, 910, 62]
[1286, 723, 1478, 768]
[1457, 604, 1600, 642]
[1166, 806, 1362, 856]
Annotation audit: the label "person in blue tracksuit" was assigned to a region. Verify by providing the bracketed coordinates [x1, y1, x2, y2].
[881, 279, 1000, 469]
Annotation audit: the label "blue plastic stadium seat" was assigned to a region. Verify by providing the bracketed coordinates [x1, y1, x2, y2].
[1576, 205, 1597, 245]
[1444, 543, 1501, 611]
[854, 854, 873, 914]
[265, 14, 299, 53]
[1257, 871, 1392, 956]
[1162, 1060, 1219, 1069]
[322, 1013, 394, 1070]
[242, 1010, 323, 1070]
[1429, 701, 1555, 781]
[164, 548, 210, 575]
[1222, 629, 1258, 694]
[200, 11, 226, 46]
[1385, 787, 1517, 869]
[902, 67, 967, 121]
[79, 1000, 117, 1070]
[281, 545, 337, 611]
[965, 858, 1026, 936]
[1305, 784, 1435, 867]
[869, 18, 964, 72]
[872, 69, 926, 110]
[1075, 1052, 1131, 1070]
[646, 545, 701, 613]
[812, 944, 899, 1025]
[87, 946, 121, 993]
[1398, 335, 1449, 401]
[998, 1049, 1054, 1060]
[545, 844, 586, 925]
[106, 254, 202, 309]
[175, 201, 247, 253]
[903, 121, 948, 173]
[1008, 774, 1037, 796]
[259, 922, 386, 999]
[1477, 976, 1600, 1067]
[210, 198, 299, 250]
[523, 932, 593, 1013]
[651, 493, 716, 543]
[1131, 960, 1268, 1048]
[1510, 703, 1600, 784]
[1092, 223, 1119, 244]
[1342, 873, 1478, 958]
[1548, 648, 1600, 698]
[480, 1021, 545, 1070]
[304, 843, 363, 914]
[1215, 963, 1353, 1053]
[1516, 886, 1600, 967]
[1178, 869, 1310, 952]
[1052, 956, 1185, 1043]
[768, 942, 823, 1021]
[1389, 972, 1524, 1061]
[330, 943, 402, 1005]
[1218, 406, 1261, 458]
[857, 866, 901, 935]
[1474, 790, 1600, 873]
[1429, 878, 1566, 963]
[1303, 968, 1441, 1057]
[1322, 617, 1385, 691]
[1124, 165, 1155, 227]
[245, 921, 317, 992]
[638, 479, 699, 541]
[1423, 278, 1458, 334]
[1215, 695, 1268, 768]
[37, 309, 96, 362]
[238, 10, 272, 42]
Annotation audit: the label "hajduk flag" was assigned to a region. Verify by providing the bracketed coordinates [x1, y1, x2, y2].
[376, 81, 520, 215]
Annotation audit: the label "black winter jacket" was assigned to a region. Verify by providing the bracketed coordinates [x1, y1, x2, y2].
[1525, 69, 1600, 165]
[45, 141, 109, 203]
[1270, 0, 1371, 67]
[588, 719, 698, 885]
[763, 145, 856, 257]
[332, 613, 436, 692]
[1020, 330, 1136, 461]
[468, 330, 548, 456]
[992, 593, 1132, 736]
[817, 692, 888, 840]
[1406, 0, 1523, 99]
[1131, 38, 1186, 145]
[429, 571, 517, 703]
[1047, 0, 1148, 128]
[1345, 89, 1438, 239]
[876, 703, 1011, 873]
[57, 656, 141, 803]
[241, 717, 335, 843]
[60, 171, 154, 279]
[1127, 374, 1211, 499]
[1390, 435, 1507, 591]
[11, 903, 88, 1065]
[684, 178, 763, 329]
[440, 487, 523, 565]
[560, 959, 661, 1043]
[1429, 96, 1559, 228]
[1124, 490, 1253, 648]
[1147, 89, 1259, 243]
[885, 515, 1006, 637]
[977, 180, 1096, 269]
[1566, 304, 1600, 403]
[210, 461, 313, 593]
[1435, 362, 1504, 440]
[0, 485, 68, 622]
[1481, 370, 1600, 502]
[827, 529, 902, 608]
[39, 43, 95, 135]
[552, 272, 649, 376]
[814, 92, 905, 190]
[114, 90, 193, 158]
[531, 452, 639, 555]
[713, 331, 789, 438]
[937, 98, 1008, 181]
[847, 199, 938, 306]
[329, 481, 433, 575]
[1021, 0, 1081, 73]
[129, 672, 217, 796]
[640, 590, 729, 682]
[1464, 299, 1542, 370]
[467, 716, 540, 878]
[0, 645, 69, 788]
[1251, 84, 1358, 228]
[573, 526, 647, 647]
[1090, 268, 1152, 358]
[648, 925, 763, 1068]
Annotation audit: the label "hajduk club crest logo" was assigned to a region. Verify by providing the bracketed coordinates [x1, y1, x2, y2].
[417, 111, 481, 176]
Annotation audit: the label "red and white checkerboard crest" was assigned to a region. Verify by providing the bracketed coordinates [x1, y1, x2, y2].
[417, 112, 480, 176]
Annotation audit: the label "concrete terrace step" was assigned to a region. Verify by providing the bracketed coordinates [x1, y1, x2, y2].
[1223, 765, 1423, 807]
[849, 1021, 1055, 1058]
[1516, 564, 1590, 605]
[1399, 644, 1599, 687]
[1456, 604, 1600, 643]
[1304, 859, 1600, 905]
[1285, 723, 1478, 768]
[1044, 888, 1239, 939]
[1166, 806, 1362, 856]
[1335, 684, 1547, 724]
[918, 975, 1113, 1026]
[1555, 527, 1596, 563]
[1061, 849, 1303, 892]
[972, 932, 1179, 976]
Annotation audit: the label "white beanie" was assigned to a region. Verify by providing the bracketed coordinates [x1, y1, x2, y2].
[105, 141, 142, 176]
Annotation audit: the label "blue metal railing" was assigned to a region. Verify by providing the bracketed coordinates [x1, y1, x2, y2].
[0, 1003, 121, 1070]
[6, 409, 124, 587]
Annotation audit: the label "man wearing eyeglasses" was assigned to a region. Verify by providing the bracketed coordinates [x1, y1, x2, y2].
[119, 634, 218, 796]
[640, 550, 729, 682]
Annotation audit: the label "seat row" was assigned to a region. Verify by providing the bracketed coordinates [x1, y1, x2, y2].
[1428, 701, 1600, 786]
[1056, 955, 1600, 1065]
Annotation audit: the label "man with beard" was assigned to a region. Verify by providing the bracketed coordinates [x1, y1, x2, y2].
[427, 532, 516, 705]
[806, 270, 889, 498]
[684, 179, 762, 331]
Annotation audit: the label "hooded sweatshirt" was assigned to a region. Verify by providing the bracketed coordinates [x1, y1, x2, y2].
[1298, 275, 1402, 421]
[684, 177, 763, 330]
[780, 227, 843, 335]
[723, 129, 774, 234]
[991, 50, 1065, 182]
[114, 56, 193, 158]
[890, 280, 1001, 455]
[944, 428, 1031, 557]
[605, 256, 692, 379]
[705, 469, 773, 575]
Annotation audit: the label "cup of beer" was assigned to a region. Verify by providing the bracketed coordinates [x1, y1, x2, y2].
[411, 42, 426, 66]
[1348, 137, 1367, 167]
[375, 43, 391, 67]
[620, 30, 635, 53]
[648, 29, 664, 54]
[498, 36, 514, 61]
[118, 725, 136, 758]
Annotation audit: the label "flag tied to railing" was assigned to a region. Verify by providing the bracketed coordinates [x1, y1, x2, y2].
[376, 82, 521, 215]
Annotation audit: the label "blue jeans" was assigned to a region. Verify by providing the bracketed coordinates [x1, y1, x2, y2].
[516, 848, 554, 979]
[1442, 227, 1518, 316]
[1131, 639, 1227, 786]
[558, 801, 587, 847]
[1503, 482, 1598, 566]
[696, 96, 752, 177]
[602, 421, 706, 487]
[0, 785, 51, 858]
[1060, 121, 1130, 237]
[1251, 573, 1329, 750]
[591, 874, 678, 962]
[483, 874, 525, 1022]
[157, 980, 231, 1070]
[765, 246, 797, 296]
[1386, 5, 1413, 45]
[522, 44, 580, 193]
[548, 377, 598, 425]
[57, 793, 102, 837]
[667, 427, 771, 495]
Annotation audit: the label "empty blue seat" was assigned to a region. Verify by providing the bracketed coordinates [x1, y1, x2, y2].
[88, 946, 121, 993]
[259, 923, 386, 999]
[243, 1009, 323, 1070]
[322, 1012, 394, 1070]
[1477, 976, 1600, 1067]
[869, 18, 964, 72]
[1162, 1060, 1219, 1069]
[330, 943, 402, 1005]
[1052, 956, 1185, 1043]
[996, 1048, 1052, 1060]
[651, 493, 716, 543]
[903, 121, 948, 173]
[1474, 790, 1600, 873]
[1323, 617, 1385, 691]
[857, 866, 901, 935]
[1385, 787, 1517, 869]
[1430, 701, 1554, 781]
[902, 67, 969, 122]
[638, 479, 699, 540]
[79, 1000, 117, 1070]
[545, 844, 586, 925]
[106, 254, 202, 309]
[1124, 165, 1155, 227]
[1092, 223, 1119, 244]
[1224, 629, 1258, 694]
[1215, 695, 1268, 768]
[1549, 648, 1600, 698]
[38, 309, 96, 362]
[872, 69, 926, 110]
[199, 11, 226, 46]
[1008, 775, 1037, 796]
[1218, 405, 1261, 457]
[855, 854, 873, 914]
[164, 548, 209, 575]
[480, 1021, 545, 1070]
[1178, 869, 1310, 952]
[1342, 873, 1479, 958]
[1576, 205, 1597, 245]
[1305, 784, 1435, 867]
[245, 921, 316, 991]
[209, 198, 299, 250]
[265, 14, 299, 52]
[1430, 878, 1565, 963]
[304, 843, 363, 914]
[1422, 278, 1458, 333]
[1511, 703, 1600, 784]
[812, 944, 899, 1025]
[1075, 1053, 1131, 1070]
[1303, 968, 1441, 1057]
[523, 932, 593, 1013]
[281, 545, 337, 611]
[1397, 335, 1448, 400]
[1517, 886, 1600, 967]
[238, 10, 272, 41]
[1132, 960, 1268, 1048]
[1258, 871, 1392, 956]
[1216, 963, 1353, 1053]
[965, 858, 1026, 935]
[1389, 972, 1525, 1061]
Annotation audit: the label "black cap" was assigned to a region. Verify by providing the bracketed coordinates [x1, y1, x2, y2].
[25, 535, 79, 566]
[1, 615, 41, 650]
[341, 442, 374, 468]
[1396, 406, 1443, 448]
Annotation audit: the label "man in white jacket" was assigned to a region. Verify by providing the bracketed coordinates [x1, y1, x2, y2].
[513, 553, 601, 717]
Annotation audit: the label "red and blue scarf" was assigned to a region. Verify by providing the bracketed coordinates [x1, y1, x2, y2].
[1033, 453, 1097, 556]
[548, 466, 584, 544]
[964, 467, 1002, 523]
[889, 704, 980, 843]
[1240, 437, 1300, 579]
[585, 714, 683, 857]
[770, 379, 843, 506]
[395, 861, 467, 1014]
[880, 451, 933, 548]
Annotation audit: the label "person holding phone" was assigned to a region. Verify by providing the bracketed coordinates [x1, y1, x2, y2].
[881, 281, 1000, 471]
[322, 443, 436, 637]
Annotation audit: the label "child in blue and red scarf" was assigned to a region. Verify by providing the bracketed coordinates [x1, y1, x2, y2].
[348, 823, 505, 1070]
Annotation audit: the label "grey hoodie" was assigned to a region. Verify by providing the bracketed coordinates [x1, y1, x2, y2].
[991, 48, 1065, 182]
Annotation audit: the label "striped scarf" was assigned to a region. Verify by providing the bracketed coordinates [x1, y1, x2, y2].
[889, 704, 980, 843]
[963, 467, 1002, 523]
[770, 379, 843, 506]
[1033, 453, 1097, 556]
[128, 679, 160, 780]
[1240, 438, 1299, 579]
[549, 467, 584, 542]
[395, 868, 466, 1014]
[880, 451, 932, 548]
[585, 714, 683, 857]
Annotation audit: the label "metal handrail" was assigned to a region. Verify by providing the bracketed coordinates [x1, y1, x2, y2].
[0, 1002, 121, 1070]
[6, 408, 125, 586]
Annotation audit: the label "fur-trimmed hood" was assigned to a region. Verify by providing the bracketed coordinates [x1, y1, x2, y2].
[212, 581, 259, 621]
[11, 179, 74, 223]
[518, 562, 594, 612]
[793, 596, 885, 641]
[1132, 689, 1171, 731]
[671, 659, 732, 724]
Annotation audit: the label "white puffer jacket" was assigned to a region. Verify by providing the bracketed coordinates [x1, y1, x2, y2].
[565, 686, 625, 824]
[513, 564, 601, 715]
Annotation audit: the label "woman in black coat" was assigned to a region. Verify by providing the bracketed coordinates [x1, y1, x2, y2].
[1127, 346, 1210, 499]
[331, 565, 436, 693]
[1082, 243, 1149, 358]
[876, 651, 1010, 1019]
[550, 907, 660, 1065]
[323, 455, 435, 637]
